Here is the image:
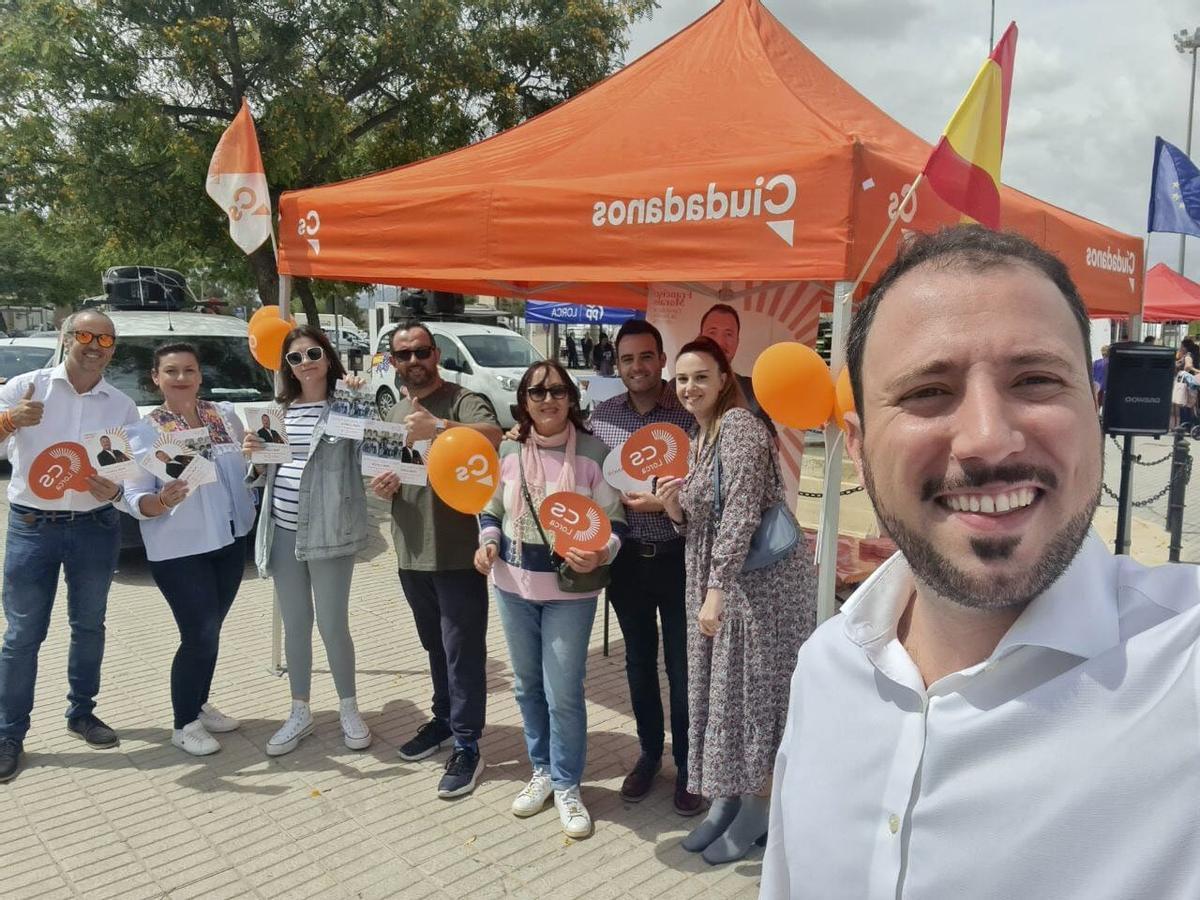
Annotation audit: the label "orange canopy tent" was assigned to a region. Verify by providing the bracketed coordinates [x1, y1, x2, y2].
[1141, 263, 1200, 323]
[277, 0, 1142, 317]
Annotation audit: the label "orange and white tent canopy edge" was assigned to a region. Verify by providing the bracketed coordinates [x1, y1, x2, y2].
[276, 0, 1141, 318]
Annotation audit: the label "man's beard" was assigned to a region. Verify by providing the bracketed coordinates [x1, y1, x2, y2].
[397, 365, 431, 389]
[861, 459, 1099, 612]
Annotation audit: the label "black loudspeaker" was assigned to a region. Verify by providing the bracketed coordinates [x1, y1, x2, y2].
[1101, 341, 1177, 435]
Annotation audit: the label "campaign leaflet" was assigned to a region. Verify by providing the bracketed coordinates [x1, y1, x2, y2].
[244, 406, 291, 464]
[326, 379, 374, 439]
[140, 428, 216, 491]
[361, 420, 430, 486]
[81, 426, 138, 481]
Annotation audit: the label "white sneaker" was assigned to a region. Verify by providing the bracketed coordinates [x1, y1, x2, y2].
[266, 701, 313, 757]
[511, 769, 554, 818]
[555, 786, 593, 839]
[172, 720, 220, 757]
[198, 702, 240, 734]
[339, 697, 372, 751]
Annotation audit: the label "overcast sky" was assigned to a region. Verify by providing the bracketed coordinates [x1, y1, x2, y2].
[624, 0, 1200, 280]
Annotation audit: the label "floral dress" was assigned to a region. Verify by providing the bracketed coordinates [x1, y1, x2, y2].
[678, 407, 816, 798]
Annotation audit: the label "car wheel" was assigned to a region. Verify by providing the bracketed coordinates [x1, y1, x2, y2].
[376, 387, 397, 418]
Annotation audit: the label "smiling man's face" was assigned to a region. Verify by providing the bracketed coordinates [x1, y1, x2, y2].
[845, 260, 1101, 611]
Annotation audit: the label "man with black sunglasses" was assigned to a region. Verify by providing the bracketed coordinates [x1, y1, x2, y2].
[370, 319, 502, 799]
[0, 310, 139, 783]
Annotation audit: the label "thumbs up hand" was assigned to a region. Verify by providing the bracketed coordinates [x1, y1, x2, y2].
[403, 394, 441, 442]
[9, 382, 44, 428]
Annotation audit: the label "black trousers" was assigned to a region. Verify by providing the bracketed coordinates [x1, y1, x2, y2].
[607, 540, 689, 771]
[398, 568, 488, 743]
[149, 535, 246, 730]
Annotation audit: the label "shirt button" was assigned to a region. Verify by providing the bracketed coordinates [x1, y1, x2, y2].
[888, 814, 900, 834]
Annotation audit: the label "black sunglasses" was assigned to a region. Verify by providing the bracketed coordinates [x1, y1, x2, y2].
[392, 346, 434, 362]
[527, 385, 570, 401]
[285, 346, 324, 366]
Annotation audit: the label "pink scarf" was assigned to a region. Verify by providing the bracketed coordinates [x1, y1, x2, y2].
[513, 424, 577, 559]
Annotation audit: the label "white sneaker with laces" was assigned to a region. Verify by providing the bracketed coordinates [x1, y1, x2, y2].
[198, 702, 240, 734]
[172, 720, 220, 757]
[266, 701, 313, 757]
[339, 697, 371, 750]
[554, 786, 593, 839]
[511, 769, 554, 817]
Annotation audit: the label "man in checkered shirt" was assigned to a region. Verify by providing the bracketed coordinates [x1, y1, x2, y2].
[590, 319, 702, 816]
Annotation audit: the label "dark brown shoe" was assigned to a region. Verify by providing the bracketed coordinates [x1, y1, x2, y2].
[674, 781, 704, 817]
[620, 754, 661, 802]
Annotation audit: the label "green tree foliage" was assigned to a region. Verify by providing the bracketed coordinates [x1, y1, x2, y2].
[0, 0, 657, 321]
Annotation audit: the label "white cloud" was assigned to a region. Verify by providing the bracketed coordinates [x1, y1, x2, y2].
[626, 1, 1200, 279]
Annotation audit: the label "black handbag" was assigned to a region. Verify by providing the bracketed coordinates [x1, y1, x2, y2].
[517, 452, 612, 594]
[712, 429, 800, 572]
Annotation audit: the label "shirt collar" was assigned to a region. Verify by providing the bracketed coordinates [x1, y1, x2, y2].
[843, 529, 1121, 681]
[49, 362, 113, 397]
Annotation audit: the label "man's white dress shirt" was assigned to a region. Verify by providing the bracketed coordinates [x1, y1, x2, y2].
[761, 532, 1200, 900]
[0, 364, 138, 511]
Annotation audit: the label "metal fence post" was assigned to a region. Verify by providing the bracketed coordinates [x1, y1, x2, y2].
[1167, 429, 1191, 563]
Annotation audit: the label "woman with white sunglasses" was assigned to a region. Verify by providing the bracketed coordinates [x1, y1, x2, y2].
[243, 326, 372, 756]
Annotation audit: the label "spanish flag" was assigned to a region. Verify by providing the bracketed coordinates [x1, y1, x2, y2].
[923, 23, 1018, 230]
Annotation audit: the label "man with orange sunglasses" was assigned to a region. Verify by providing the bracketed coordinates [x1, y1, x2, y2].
[0, 310, 139, 784]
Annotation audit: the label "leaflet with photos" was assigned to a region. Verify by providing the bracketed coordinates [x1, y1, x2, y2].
[327, 379, 375, 439]
[361, 420, 430, 486]
[82, 426, 138, 481]
[140, 429, 217, 492]
[244, 406, 291, 463]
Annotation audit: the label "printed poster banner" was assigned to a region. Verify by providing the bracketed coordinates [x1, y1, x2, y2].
[646, 280, 830, 496]
[361, 420, 430, 485]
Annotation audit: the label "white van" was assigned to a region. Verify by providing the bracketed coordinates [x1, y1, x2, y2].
[370, 321, 578, 427]
[52, 310, 275, 546]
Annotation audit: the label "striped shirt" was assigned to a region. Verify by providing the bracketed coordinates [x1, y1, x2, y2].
[271, 402, 325, 531]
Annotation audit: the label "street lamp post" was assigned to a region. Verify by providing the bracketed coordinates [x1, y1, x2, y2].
[1174, 27, 1200, 276]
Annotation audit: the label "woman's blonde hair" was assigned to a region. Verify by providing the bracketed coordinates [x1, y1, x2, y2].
[676, 336, 746, 443]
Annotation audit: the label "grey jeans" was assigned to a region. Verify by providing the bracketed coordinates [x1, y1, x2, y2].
[270, 525, 357, 700]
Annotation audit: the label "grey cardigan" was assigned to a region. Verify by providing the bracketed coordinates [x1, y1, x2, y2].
[251, 404, 368, 577]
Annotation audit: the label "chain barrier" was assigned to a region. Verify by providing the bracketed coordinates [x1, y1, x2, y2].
[1108, 435, 1175, 467]
[1101, 443, 1194, 509]
[797, 485, 865, 499]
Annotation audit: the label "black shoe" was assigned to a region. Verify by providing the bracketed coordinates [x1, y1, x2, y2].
[620, 753, 662, 802]
[67, 713, 119, 749]
[0, 737, 22, 783]
[398, 717, 452, 761]
[438, 745, 484, 799]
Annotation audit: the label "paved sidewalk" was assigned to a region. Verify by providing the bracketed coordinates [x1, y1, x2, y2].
[1, 482, 761, 899]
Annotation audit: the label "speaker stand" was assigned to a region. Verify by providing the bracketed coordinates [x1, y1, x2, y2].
[1114, 434, 1135, 556]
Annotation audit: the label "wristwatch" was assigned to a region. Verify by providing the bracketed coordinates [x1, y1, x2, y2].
[435, 418, 448, 435]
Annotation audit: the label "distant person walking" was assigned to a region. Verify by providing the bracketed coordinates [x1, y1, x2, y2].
[566, 333, 579, 368]
[581, 335, 593, 370]
[1091, 344, 1109, 407]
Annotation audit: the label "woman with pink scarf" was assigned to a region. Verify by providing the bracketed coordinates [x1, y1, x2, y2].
[476, 360, 626, 839]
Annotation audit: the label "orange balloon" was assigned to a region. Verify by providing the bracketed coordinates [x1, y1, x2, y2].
[248, 316, 293, 370]
[832, 366, 855, 430]
[249, 305, 294, 330]
[427, 427, 501, 515]
[751, 342, 834, 430]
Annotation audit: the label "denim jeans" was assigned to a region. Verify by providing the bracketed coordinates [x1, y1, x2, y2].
[149, 534, 246, 729]
[494, 587, 596, 791]
[608, 541, 689, 772]
[0, 505, 121, 742]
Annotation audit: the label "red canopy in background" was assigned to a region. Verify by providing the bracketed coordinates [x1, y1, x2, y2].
[276, 0, 1143, 318]
[1141, 263, 1200, 323]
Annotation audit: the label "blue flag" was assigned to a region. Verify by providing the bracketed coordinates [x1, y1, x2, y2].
[1148, 136, 1200, 237]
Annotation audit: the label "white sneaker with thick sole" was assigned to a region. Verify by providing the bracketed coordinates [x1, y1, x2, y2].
[266, 701, 313, 757]
[339, 697, 372, 750]
[511, 769, 554, 817]
[172, 720, 220, 756]
[555, 786, 593, 839]
[198, 702, 240, 734]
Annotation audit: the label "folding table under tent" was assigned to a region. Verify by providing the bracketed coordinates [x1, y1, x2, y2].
[274, 0, 1145, 631]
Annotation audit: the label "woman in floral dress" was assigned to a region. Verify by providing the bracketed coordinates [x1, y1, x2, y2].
[657, 336, 815, 865]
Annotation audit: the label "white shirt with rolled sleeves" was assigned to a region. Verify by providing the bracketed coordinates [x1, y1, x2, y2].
[0, 364, 139, 512]
[760, 531, 1200, 900]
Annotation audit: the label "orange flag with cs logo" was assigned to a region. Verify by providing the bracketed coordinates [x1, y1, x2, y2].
[206, 98, 273, 255]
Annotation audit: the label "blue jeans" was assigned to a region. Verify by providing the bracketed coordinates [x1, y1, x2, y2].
[494, 587, 596, 791]
[0, 505, 121, 742]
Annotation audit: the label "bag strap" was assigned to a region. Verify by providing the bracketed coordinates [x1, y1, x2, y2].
[517, 449, 556, 553]
[711, 419, 785, 520]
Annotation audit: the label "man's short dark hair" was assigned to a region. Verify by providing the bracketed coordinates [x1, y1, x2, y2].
[615, 319, 663, 356]
[700, 303, 740, 333]
[846, 225, 1092, 427]
[390, 318, 434, 349]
